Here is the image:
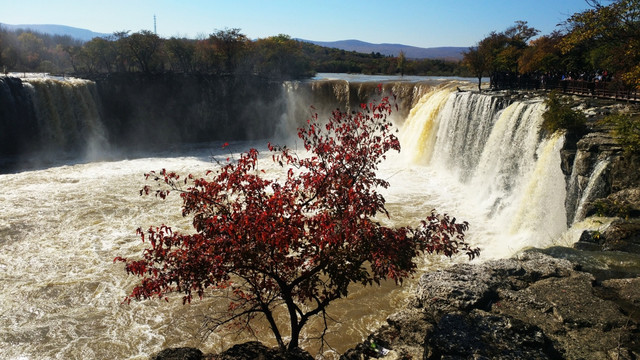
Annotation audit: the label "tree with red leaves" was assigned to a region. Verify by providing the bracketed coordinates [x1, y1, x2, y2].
[115, 91, 478, 354]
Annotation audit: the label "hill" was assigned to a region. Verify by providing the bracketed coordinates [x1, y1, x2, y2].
[0, 23, 109, 42]
[299, 39, 466, 60]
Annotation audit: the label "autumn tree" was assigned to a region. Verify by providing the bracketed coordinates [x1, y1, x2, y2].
[209, 28, 248, 73]
[500, 21, 539, 75]
[17, 32, 45, 70]
[463, 46, 488, 90]
[252, 34, 312, 79]
[116, 92, 478, 354]
[518, 32, 563, 75]
[561, 0, 640, 88]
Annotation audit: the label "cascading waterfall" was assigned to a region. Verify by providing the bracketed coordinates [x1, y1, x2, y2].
[399, 85, 456, 164]
[572, 159, 611, 223]
[26, 78, 108, 155]
[0, 76, 108, 162]
[400, 88, 568, 257]
[429, 90, 505, 180]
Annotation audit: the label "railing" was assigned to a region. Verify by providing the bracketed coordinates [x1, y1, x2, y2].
[554, 80, 640, 102]
[492, 76, 640, 102]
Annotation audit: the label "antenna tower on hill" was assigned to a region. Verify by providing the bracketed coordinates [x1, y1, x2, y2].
[154, 15, 157, 34]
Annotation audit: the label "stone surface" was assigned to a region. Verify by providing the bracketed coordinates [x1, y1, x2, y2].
[575, 219, 640, 254]
[341, 252, 640, 360]
[210, 342, 314, 360]
[152, 347, 203, 360]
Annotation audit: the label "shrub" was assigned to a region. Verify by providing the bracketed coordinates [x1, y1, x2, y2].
[542, 90, 586, 134]
[602, 112, 640, 153]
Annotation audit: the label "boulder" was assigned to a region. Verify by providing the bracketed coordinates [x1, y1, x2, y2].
[575, 218, 640, 254]
[341, 252, 640, 360]
[152, 347, 203, 360]
[212, 342, 313, 360]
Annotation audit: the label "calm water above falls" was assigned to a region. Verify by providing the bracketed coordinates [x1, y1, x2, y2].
[0, 79, 596, 359]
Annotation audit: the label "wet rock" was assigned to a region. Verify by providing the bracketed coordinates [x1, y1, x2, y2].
[342, 252, 640, 360]
[574, 230, 604, 251]
[601, 220, 640, 253]
[425, 310, 553, 360]
[583, 188, 640, 218]
[602, 277, 640, 307]
[152, 347, 203, 360]
[212, 342, 313, 360]
[575, 219, 640, 254]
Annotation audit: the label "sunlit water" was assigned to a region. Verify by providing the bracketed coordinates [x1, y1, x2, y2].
[0, 79, 595, 359]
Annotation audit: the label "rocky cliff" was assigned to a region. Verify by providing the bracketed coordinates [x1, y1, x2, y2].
[89, 73, 285, 150]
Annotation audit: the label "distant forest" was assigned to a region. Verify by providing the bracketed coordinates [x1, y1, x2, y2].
[1, 0, 638, 87]
[0, 27, 470, 79]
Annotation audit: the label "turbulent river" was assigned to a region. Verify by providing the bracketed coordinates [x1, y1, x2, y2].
[0, 75, 598, 359]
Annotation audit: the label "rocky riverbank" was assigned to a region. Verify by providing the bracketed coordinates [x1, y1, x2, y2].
[341, 251, 639, 360]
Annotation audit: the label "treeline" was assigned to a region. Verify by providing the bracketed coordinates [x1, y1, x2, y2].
[463, 0, 640, 92]
[0, 28, 315, 79]
[0, 26, 470, 79]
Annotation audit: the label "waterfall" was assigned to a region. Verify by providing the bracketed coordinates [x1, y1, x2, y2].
[399, 85, 456, 164]
[26, 78, 108, 157]
[400, 88, 569, 256]
[0, 76, 108, 160]
[278, 78, 437, 141]
[572, 159, 611, 223]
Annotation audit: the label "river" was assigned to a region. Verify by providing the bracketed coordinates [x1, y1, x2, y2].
[0, 75, 594, 359]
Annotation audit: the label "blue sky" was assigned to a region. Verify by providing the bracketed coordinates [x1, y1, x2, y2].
[1, 0, 591, 47]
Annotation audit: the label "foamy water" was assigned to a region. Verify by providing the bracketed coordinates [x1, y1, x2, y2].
[0, 83, 600, 359]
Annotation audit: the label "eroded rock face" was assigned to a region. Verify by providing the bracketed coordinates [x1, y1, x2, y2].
[341, 252, 640, 360]
[576, 219, 640, 254]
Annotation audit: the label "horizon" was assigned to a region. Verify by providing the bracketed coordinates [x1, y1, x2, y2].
[1, 0, 592, 48]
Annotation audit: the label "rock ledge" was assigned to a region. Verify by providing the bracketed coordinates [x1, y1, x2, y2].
[342, 251, 640, 360]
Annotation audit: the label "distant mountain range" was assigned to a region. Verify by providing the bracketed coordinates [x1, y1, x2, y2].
[301, 39, 466, 60]
[0, 23, 466, 60]
[0, 23, 109, 42]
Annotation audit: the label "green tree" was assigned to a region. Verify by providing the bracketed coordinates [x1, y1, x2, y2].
[602, 112, 640, 152]
[252, 34, 312, 78]
[112, 31, 132, 72]
[542, 90, 586, 134]
[84, 37, 116, 73]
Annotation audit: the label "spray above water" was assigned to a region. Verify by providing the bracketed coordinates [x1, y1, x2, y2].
[398, 88, 569, 259]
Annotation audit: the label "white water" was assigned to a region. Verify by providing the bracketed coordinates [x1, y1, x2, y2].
[400, 87, 569, 258]
[0, 81, 589, 359]
[573, 159, 611, 223]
